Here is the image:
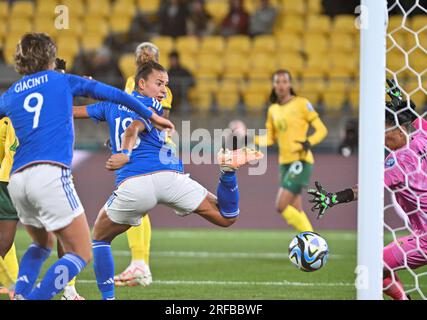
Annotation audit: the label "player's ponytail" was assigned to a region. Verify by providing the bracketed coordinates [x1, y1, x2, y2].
[14, 33, 57, 75]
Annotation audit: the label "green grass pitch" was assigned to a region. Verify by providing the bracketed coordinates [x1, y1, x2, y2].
[2, 228, 427, 300]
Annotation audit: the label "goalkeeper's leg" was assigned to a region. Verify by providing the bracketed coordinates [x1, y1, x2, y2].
[114, 214, 152, 287]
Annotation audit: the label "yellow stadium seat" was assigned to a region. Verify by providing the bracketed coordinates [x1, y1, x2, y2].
[87, 0, 111, 18]
[300, 75, 326, 95]
[252, 35, 276, 54]
[411, 15, 427, 32]
[349, 88, 359, 112]
[282, 1, 305, 16]
[4, 34, 23, 65]
[387, 49, 407, 72]
[199, 36, 226, 54]
[306, 15, 331, 34]
[0, 22, 6, 39]
[179, 53, 198, 73]
[119, 53, 135, 79]
[112, 0, 136, 18]
[275, 34, 303, 52]
[57, 35, 80, 57]
[332, 15, 358, 35]
[402, 79, 425, 107]
[250, 53, 277, 74]
[35, 0, 58, 17]
[194, 73, 219, 94]
[307, 0, 323, 15]
[404, 31, 418, 51]
[175, 36, 200, 55]
[10, 1, 34, 19]
[223, 53, 250, 75]
[219, 78, 244, 93]
[298, 90, 321, 105]
[303, 34, 329, 55]
[327, 77, 352, 92]
[109, 16, 132, 33]
[387, 32, 406, 50]
[328, 52, 358, 75]
[409, 49, 427, 74]
[8, 18, 32, 34]
[61, 0, 85, 18]
[387, 15, 406, 32]
[330, 34, 354, 53]
[198, 53, 223, 75]
[276, 53, 304, 75]
[151, 36, 175, 56]
[188, 89, 213, 113]
[419, 33, 427, 52]
[205, 1, 229, 24]
[243, 91, 268, 113]
[275, 15, 304, 34]
[138, 0, 160, 14]
[0, 2, 9, 19]
[306, 54, 329, 73]
[322, 90, 346, 113]
[81, 34, 105, 52]
[244, 78, 272, 97]
[226, 35, 251, 54]
[83, 17, 109, 37]
[216, 91, 240, 112]
[33, 17, 59, 37]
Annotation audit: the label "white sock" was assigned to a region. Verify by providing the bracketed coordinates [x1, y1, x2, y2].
[64, 285, 77, 296]
[131, 260, 147, 267]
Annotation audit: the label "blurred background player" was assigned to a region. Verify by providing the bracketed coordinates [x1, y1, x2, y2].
[0, 117, 19, 300]
[114, 42, 173, 287]
[308, 92, 426, 300]
[256, 70, 328, 232]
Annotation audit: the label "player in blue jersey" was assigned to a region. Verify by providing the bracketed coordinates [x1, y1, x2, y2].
[0, 33, 174, 300]
[75, 61, 263, 300]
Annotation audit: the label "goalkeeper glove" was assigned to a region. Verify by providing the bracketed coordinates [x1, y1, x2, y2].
[307, 181, 339, 219]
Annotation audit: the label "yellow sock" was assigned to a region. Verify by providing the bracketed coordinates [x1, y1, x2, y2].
[0, 257, 14, 289]
[67, 277, 76, 287]
[281, 205, 314, 233]
[126, 214, 151, 264]
[4, 244, 18, 282]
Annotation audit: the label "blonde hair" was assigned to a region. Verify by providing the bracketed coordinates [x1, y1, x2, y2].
[135, 42, 159, 67]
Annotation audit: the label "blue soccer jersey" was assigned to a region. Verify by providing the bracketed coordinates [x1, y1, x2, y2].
[0, 70, 155, 174]
[87, 91, 183, 186]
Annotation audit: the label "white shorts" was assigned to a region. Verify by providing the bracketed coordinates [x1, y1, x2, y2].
[105, 171, 208, 226]
[8, 164, 84, 232]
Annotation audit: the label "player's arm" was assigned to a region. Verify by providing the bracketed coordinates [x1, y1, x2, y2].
[307, 182, 358, 219]
[67, 74, 174, 131]
[254, 107, 276, 147]
[105, 120, 146, 171]
[73, 106, 90, 119]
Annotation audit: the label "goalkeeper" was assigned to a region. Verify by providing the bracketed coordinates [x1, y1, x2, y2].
[308, 81, 427, 300]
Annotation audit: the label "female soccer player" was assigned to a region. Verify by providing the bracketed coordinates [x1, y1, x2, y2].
[257, 70, 328, 232]
[0, 32, 173, 300]
[308, 104, 427, 300]
[114, 42, 174, 287]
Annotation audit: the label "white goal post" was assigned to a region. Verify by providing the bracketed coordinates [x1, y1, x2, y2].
[357, 0, 387, 300]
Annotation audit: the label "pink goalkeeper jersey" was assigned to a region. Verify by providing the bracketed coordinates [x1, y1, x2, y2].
[384, 127, 427, 236]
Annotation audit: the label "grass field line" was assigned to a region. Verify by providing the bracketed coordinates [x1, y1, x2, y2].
[111, 250, 344, 259]
[75, 279, 355, 287]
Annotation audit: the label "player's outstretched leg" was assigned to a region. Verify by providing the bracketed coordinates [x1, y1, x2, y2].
[92, 208, 131, 300]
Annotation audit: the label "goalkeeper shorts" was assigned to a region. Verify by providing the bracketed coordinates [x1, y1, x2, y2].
[279, 161, 313, 195]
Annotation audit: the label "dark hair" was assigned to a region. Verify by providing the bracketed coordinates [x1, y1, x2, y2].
[269, 69, 296, 104]
[385, 101, 414, 128]
[134, 61, 167, 89]
[169, 50, 179, 59]
[14, 33, 57, 75]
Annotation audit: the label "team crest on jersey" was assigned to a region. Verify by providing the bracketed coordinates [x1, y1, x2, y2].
[385, 157, 395, 168]
[306, 102, 314, 112]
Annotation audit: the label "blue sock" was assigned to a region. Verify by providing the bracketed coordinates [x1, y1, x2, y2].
[15, 243, 51, 298]
[217, 171, 240, 218]
[93, 240, 115, 300]
[27, 253, 86, 300]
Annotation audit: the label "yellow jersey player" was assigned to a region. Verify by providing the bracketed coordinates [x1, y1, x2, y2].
[0, 117, 19, 300]
[256, 69, 328, 232]
[114, 42, 173, 287]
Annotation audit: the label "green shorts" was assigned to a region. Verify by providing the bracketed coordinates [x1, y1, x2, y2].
[0, 181, 18, 221]
[280, 161, 313, 195]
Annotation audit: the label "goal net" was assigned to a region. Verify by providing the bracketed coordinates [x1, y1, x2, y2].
[383, 0, 427, 300]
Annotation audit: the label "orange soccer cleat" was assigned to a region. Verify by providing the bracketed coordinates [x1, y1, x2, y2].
[217, 147, 264, 171]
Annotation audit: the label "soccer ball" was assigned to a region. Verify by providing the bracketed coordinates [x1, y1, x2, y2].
[288, 231, 329, 272]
